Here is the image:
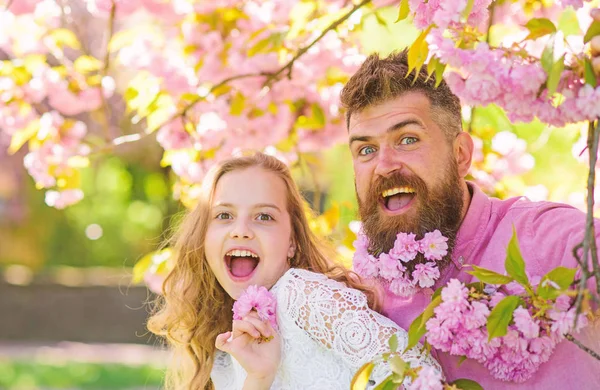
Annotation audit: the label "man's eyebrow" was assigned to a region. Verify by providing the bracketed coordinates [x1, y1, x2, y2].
[349, 119, 425, 146]
[386, 119, 425, 133]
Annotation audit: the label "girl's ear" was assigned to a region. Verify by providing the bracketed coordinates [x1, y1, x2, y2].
[287, 240, 296, 259]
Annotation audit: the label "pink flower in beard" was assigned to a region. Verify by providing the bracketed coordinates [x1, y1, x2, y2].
[390, 232, 419, 262]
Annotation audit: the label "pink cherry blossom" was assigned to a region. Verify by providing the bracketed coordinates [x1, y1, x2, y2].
[407, 365, 444, 390]
[44, 189, 84, 209]
[233, 285, 277, 329]
[419, 230, 448, 261]
[390, 232, 420, 262]
[412, 262, 440, 288]
[513, 307, 540, 339]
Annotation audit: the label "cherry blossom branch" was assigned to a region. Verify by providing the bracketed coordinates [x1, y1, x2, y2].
[4, 0, 14, 11]
[98, 0, 116, 142]
[263, 0, 372, 85]
[565, 333, 600, 361]
[92, 0, 373, 154]
[575, 119, 600, 318]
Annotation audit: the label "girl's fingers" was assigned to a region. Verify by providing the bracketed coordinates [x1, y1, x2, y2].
[242, 315, 272, 338]
[232, 319, 261, 339]
[591, 36, 600, 56]
[215, 332, 232, 352]
[593, 56, 600, 76]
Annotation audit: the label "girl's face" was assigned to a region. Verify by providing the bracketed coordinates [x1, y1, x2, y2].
[205, 166, 295, 299]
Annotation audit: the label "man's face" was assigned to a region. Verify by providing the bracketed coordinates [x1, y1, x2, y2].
[348, 92, 471, 262]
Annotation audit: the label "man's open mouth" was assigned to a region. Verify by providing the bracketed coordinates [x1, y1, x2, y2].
[224, 249, 260, 278]
[381, 186, 416, 212]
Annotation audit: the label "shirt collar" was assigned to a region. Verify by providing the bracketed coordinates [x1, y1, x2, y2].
[450, 181, 491, 269]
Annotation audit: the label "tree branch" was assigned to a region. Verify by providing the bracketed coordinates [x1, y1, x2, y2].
[565, 333, 600, 361]
[90, 0, 372, 154]
[263, 0, 372, 86]
[575, 119, 600, 320]
[4, 0, 14, 11]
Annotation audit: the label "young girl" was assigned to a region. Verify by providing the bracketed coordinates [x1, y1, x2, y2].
[148, 152, 440, 389]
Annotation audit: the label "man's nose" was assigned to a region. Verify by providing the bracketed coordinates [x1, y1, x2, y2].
[229, 219, 254, 240]
[373, 145, 402, 178]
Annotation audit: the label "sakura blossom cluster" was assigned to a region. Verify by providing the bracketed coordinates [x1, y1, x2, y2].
[425, 279, 588, 383]
[232, 285, 278, 329]
[352, 230, 448, 297]
[407, 0, 600, 127]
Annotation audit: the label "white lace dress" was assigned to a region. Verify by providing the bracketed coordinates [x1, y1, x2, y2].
[211, 268, 440, 389]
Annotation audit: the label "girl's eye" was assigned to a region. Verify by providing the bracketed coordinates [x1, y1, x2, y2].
[358, 146, 376, 156]
[216, 212, 232, 220]
[257, 213, 274, 221]
[400, 137, 418, 145]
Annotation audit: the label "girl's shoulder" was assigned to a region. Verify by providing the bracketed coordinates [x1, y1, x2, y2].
[275, 267, 347, 291]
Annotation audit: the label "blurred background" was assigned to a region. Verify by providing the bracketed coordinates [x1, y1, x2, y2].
[0, 0, 596, 388]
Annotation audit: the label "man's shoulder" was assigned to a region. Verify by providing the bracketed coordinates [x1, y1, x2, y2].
[490, 195, 585, 225]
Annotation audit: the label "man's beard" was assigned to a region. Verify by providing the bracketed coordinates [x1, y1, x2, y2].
[357, 160, 464, 273]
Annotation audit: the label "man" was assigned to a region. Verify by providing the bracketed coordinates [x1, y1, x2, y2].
[341, 10, 600, 389]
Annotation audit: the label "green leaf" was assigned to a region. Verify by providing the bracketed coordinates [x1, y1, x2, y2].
[537, 266, 578, 299]
[351, 362, 375, 390]
[525, 18, 557, 40]
[389, 355, 406, 376]
[49, 28, 81, 50]
[505, 227, 529, 287]
[461, 0, 475, 21]
[457, 355, 468, 367]
[374, 11, 388, 28]
[541, 35, 555, 73]
[426, 56, 438, 80]
[546, 54, 565, 96]
[395, 0, 410, 23]
[132, 253, 153, 284]
[450, 379, 484, 390]
[584, 58, 598, 88]
[405, 295, 442, 352]
[419, 295, 442, 329]
[467, 265, 513, 285]
[230, 92, 245, 116]
[406, 312, 426, 353]
[8, 119, 39, 155]
[373, 377, 396, 390]
[74, 55, 103, 74]
[558, 9, 581, 37]
[388, 334, 398, 353]
[583, 20, 600, 44]
[311, 103, 326, 126]
[487, 295, 521, 341]
[146, 94, 175, 133]
[247, 32, 285, 57]
[407, 27, 431, 75]
[434, 60, 446, 88]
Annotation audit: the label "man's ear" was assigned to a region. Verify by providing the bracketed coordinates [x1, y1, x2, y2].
[454, 132, 474, 178]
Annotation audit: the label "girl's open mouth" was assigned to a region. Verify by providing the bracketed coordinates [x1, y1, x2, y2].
[224, 249, 260, 279]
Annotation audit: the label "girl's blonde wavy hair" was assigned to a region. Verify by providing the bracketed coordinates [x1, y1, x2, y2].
[148, 151, 380, 390]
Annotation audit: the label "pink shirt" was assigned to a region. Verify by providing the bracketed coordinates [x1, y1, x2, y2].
[382, 183, 600, 389]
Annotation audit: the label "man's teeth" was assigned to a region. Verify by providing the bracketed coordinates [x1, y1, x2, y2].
[226, 249, 258, 258]
[382, 186, 415, 197]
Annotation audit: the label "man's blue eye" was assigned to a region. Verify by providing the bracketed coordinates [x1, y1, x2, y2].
[401, 137, 418, 145]
[359, 146, 376, 155]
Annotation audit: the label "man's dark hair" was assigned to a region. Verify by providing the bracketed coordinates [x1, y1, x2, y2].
[340, 50, 463, 140]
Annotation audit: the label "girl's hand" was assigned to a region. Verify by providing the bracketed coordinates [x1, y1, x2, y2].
[215, 312, 281, 389]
